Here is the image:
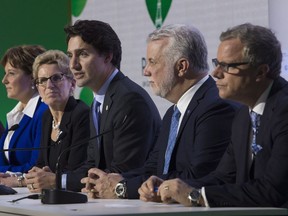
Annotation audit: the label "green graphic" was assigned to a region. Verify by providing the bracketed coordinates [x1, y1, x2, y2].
[72, 0, 87, 17]
[79, 87, 93, 106]
[146, 0, 172, 29]
[0, 0, 70, 126]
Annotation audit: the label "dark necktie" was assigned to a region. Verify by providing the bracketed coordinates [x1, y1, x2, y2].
[163, 106, 181, 174]
[93, 99, 101, 134]
[250, 111, 262, 155]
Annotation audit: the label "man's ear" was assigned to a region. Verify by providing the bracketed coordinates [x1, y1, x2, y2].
[104, 52, 113, 63]
[256, 64, 269, 81]
[177, 58, 189, 77]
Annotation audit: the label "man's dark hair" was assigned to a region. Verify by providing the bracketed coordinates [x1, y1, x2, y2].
[220, 23, 282, 79]
[64, 20, 122, 69]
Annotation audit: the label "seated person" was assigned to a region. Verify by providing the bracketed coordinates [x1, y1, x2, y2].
[0, 50, 90, 191]
[60, 19, 161, 193]
[143, 23, 288, 208]
[79, 24, 239, 200]
[0, 45, 47, 175]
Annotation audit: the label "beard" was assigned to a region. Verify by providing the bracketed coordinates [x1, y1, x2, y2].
[153, 69, 177, 98]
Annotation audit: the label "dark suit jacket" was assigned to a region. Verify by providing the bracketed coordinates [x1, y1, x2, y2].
[0, 97, 48, 172]
[67, 72, 161, 191]
[36, 97, 90, 173]
[189, 77, 288, 207]
[124, 76, 240, 198]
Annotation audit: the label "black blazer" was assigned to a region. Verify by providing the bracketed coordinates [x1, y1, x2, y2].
[191, 77, 288, 207]
[67, 71, 161, 191]
[36, 96, 90, 173]
[124, 76, 240, 198]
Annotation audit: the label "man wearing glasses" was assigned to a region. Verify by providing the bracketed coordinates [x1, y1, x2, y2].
[143, 23, 288, 207]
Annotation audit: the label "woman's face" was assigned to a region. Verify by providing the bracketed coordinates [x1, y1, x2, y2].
[36, 63, 74, 109]
[2, 62, 34, 103]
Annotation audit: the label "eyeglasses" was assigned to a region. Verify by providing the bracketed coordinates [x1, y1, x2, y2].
[212, 58, 250, 73]
[35, 73, 67, 86]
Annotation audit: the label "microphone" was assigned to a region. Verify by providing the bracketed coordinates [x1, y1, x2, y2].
[0, 131, 67, 152]
[41, 115, 127, 204]
[8, 124, 19, 132]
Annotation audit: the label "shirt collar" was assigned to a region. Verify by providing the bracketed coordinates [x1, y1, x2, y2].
[251, 81, 273, 115]
[6, 94, 40, 128]
[177, 75, 209, 115]
[22, 94, 40, 118]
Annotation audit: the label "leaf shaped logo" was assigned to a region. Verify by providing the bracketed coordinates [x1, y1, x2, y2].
[72, 0, 87, 17]
[146, 0, 172, 29]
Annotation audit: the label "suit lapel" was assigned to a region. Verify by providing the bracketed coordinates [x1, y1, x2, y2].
[93, 72, 125, 167]
[99, 72, 124, 134]
[237, 108, 253, 181]
[253, 78, 288, 178]
[177, 77, 214, 139]
[9, 115, 30, 149]
[159, 77, 214, 173]
[56, 97, 77, 155]
[42, 114, 52, 165]
[257, 77, 288, 148]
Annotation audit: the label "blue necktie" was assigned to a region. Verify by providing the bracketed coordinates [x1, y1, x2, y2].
[250, 111, 262, 155]
[163, 106, 181, 174]
[93, 99, 101, 134]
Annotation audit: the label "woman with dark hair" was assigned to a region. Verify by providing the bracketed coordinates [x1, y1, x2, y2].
[0, 45, 48, 173]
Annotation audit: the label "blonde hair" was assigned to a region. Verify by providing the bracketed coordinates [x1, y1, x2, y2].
[33, 50, 72, 80]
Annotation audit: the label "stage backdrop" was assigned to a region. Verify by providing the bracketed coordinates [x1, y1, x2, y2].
[1, 0, 287, 125]
[0, 0, 71, 125]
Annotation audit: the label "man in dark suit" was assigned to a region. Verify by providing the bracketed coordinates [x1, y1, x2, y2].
[155, 23, 288, 207]
[80, 24, 239, 199]
[63, 20, 161, 192]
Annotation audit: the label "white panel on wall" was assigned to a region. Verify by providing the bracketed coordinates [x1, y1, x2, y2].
[269, 0, 288, 80]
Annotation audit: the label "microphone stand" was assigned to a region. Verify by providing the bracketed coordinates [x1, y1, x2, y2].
[41, 115, 127, 204]
[41, 129, 114, 204]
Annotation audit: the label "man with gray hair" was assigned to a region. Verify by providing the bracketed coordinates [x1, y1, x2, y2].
[155, 23, 288, 207]
[81, 24, 239, 199]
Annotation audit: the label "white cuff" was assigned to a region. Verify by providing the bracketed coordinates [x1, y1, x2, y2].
[61, 173, 67, 189]
[201, 187, 210, 207]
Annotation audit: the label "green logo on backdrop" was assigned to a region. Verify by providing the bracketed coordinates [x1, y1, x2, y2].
[72, 0, 87, 17]
[145, 0, 172, 29]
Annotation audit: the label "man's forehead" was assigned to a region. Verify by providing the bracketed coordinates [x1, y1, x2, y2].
[218, 39, 244, 60]
[67, 39, 93, 52]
